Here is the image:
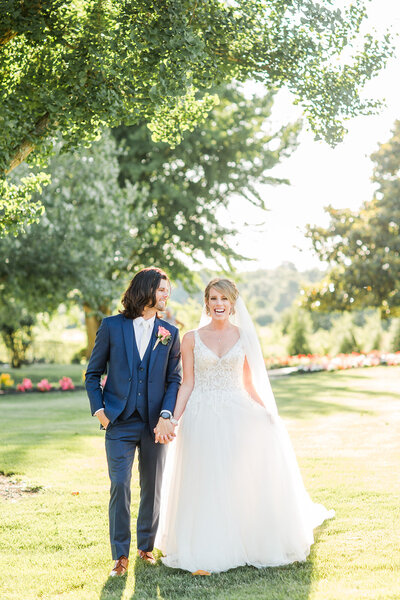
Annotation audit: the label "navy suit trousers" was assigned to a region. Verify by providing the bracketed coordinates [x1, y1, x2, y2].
[105, 414, 167, 559]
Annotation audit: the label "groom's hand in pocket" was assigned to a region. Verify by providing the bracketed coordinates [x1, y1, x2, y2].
[96, 408, 110, 430]
[154, 418, 176, 444]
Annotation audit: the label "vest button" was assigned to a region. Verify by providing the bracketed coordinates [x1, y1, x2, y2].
[139, 380, 143, 383]
[123, 396, 127, 400]
[129, 377, 132, 382]
[138, 392, 141, 396]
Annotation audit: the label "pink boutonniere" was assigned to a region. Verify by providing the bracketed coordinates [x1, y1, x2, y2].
[153, 326, 172, 350]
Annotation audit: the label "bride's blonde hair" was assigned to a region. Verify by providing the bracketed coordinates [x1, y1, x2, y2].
[204, 278, 239, 315]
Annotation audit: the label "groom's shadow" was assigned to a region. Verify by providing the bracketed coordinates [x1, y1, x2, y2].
[127, 527, 329, 600]
[99, 571, 128, 600]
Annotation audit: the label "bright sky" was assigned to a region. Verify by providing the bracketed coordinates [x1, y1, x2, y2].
[224, 0, 400, 272]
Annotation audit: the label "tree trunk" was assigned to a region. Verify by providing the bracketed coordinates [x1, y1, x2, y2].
[83, 304, 111, 359]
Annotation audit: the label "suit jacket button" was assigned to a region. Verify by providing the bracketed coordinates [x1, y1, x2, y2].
[123, 396, 127, 400]
[129, 377, 132, 382]
[138, 392, 141, 396]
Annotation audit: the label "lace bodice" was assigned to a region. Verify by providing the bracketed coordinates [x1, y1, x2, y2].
[192, 330, 246, 393]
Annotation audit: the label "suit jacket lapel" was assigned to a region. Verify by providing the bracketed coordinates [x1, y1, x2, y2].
[148, 317, 160, 375]
[122, 316, 134, 374]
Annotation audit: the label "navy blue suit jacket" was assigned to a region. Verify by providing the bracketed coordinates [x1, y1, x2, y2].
[85, 314, 181, 433]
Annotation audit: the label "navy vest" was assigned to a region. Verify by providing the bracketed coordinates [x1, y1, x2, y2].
[119, 330, 152, 422]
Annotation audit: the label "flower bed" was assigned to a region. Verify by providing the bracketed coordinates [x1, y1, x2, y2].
[0, 375, 81, 394]
[266, 350, 400, 373]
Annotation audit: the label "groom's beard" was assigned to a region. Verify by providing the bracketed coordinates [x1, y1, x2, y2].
[156, 299, 167, 311]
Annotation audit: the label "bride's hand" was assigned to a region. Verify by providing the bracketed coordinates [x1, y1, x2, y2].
[154, 418, 176, 444]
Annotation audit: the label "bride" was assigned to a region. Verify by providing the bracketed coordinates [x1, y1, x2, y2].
[156, 277, 334, 574]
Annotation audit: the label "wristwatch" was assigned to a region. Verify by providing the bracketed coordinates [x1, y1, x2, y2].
[160, 410, 178, 426]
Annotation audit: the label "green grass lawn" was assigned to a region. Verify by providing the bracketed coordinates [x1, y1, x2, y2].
[0, 366, 399, 600]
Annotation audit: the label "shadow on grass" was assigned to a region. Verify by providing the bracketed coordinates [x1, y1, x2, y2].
[271, 371, 400, 419]
[130, 521, 333, 600]
[277, 395, 364, 419]
[124, 556, 313, 600]
[99, 573, 127, 600]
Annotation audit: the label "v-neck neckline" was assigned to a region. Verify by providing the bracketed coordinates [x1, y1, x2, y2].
[197, 330, 241, 360]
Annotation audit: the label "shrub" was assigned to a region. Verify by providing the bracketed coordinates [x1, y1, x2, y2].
[391, 319, 400, 352]
[287, 310, 311, 356]
[339, 331, 360, 354]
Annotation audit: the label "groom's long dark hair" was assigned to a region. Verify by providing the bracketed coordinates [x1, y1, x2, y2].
[121, 267, 170, 319]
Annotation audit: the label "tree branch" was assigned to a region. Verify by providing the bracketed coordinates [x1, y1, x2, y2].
[189, 0, 198, 25]
[0, 30, 17, 46]
[5, 112, 50, 174]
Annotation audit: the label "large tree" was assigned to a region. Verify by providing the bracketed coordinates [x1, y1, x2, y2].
[0, 0, 392, 234]
[303, 120, 400, 319]
[112, 85, 299, 276]
[0, 84, 298, 357]
[0, 131, 132, 360]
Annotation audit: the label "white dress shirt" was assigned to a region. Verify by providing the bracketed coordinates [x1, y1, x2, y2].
[133, 315, 155, 359]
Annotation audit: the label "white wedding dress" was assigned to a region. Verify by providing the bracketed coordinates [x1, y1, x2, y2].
[157, 330, 334, 573]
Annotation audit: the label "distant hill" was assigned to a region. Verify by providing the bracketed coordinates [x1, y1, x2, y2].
[238, 262, 324, 325]
[170, 262, 325, 326]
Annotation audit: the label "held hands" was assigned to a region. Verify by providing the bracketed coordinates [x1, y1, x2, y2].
[154, 417, 176, 444]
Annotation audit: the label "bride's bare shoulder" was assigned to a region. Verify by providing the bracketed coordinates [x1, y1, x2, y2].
[181, 330, 196, 348]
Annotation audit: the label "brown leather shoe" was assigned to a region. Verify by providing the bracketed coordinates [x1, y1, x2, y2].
[137, 549, 156, 565]
[110, 555, 129, 577]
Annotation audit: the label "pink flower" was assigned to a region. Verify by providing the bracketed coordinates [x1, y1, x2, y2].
[153, 326, 172, 350]
[22, 378, 33, 390]
[37, 379, 52, 392]
[158, 326, 171, 340]
[59, 376, 75, 391]
[17, 378, 33, 392]
[101, 375, 107, 388]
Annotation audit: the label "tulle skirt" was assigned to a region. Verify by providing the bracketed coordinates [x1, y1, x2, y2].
[156, 387, 334, 573]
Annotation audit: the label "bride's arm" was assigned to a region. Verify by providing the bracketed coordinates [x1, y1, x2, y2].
[243, 356, 264, 407]
[173, 331, 195, 421]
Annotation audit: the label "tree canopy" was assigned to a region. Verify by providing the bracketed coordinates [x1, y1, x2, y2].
[112, 85, 299, 280]
[0, 0, 392, 234]
[303, 120, 400, 319]
[0, 84, 299, 356]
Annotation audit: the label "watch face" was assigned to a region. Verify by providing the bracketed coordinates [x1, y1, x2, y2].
[160, 411, 170, 419]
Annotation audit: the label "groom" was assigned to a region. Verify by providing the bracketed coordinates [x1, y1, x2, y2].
[85, 267, 181, 576]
